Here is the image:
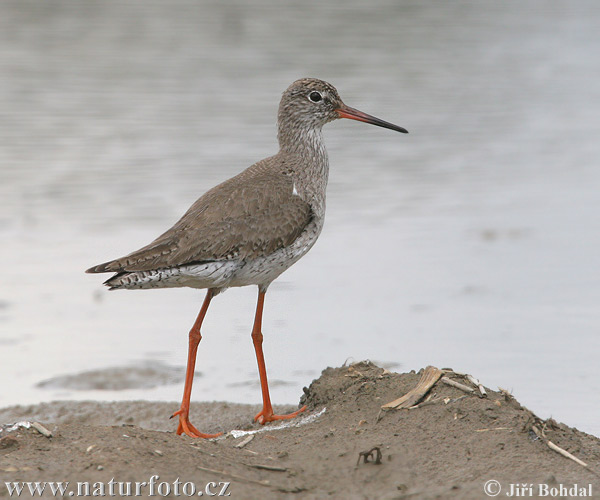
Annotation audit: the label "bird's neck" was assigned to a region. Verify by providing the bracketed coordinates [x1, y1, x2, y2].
[277, 123, 329, 216]
[278, 121, 326, 155]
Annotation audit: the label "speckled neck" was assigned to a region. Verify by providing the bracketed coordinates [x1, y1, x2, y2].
[277, 120, 329, 219]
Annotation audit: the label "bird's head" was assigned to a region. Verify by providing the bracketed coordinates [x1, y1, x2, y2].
[278, 78, 408, 134]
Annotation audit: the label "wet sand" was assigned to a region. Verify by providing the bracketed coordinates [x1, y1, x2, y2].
[1, 363, 598, 499]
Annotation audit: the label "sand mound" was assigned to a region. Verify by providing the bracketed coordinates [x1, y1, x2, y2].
[1, 362, 598, 499]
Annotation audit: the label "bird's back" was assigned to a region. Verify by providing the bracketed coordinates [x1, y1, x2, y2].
[86, 153, 320, 291]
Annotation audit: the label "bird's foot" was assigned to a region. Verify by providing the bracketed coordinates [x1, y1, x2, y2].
[171, 408, 222, 438]
[254, 405, 307, 425]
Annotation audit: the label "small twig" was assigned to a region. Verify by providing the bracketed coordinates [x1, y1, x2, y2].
[445, 370, 487, 397]
[531, 426, 590, 470]
[441, 377, 475, 394]
[408, 396, 445, 409]
[31, 422, 52, 438]
[189, 445, 216, 457]
[546, 440, 588, 467]
[195, 443, 287, 478]
[234, 435, 254, 449]
[247, 464, 287, 472]
[465, 374, 487, 398]
[447, 395, 469, 405]
[475, 427, 512, 433]
[196, 465, 272, 487]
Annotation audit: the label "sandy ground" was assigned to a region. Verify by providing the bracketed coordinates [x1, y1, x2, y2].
[1, 362, 599, 499]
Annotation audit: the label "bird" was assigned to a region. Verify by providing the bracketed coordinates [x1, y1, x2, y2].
[86, 78, 408, 438]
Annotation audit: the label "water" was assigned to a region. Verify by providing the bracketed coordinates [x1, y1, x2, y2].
[1, 1, 599, 436]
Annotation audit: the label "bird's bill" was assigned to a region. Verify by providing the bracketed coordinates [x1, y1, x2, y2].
[336, 105, 408, 134]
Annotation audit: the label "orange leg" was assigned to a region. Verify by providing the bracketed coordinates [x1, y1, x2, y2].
[251, 288, 307, 424]
[171, 289, 222, 438]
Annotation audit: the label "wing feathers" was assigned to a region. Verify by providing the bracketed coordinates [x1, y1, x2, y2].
[86, 170, 312, 274]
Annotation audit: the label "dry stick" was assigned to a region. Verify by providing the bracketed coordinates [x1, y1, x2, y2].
[546, 441, 588, 468]
[447, 370, 486, 396]
[196, 465, 272, 487]
[465, 374, 487, 398]
[408, 397, 445, 410]
[195, 441, 286, 477]
[446, 395, 469, 405]
[531, 425, 592, 471]
[247, 463, 287, 472]
[31, 422, 52, 438]
[382, 366, 444, 410]
[440, 376, 475, 394]
[234, 435, 255, 449]
[189, 445, 216, 458]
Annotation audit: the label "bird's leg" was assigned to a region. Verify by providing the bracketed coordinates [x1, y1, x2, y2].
[171, 289, 222, 438]
[251, 288, 307, 424]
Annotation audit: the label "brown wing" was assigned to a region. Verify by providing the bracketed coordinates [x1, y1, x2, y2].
[86, 171, 313, 273]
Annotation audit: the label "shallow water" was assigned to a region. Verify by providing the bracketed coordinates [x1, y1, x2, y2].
[1, 1, 599, 436]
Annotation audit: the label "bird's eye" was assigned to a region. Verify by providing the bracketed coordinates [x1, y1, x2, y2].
[308, 91, 323, 103]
